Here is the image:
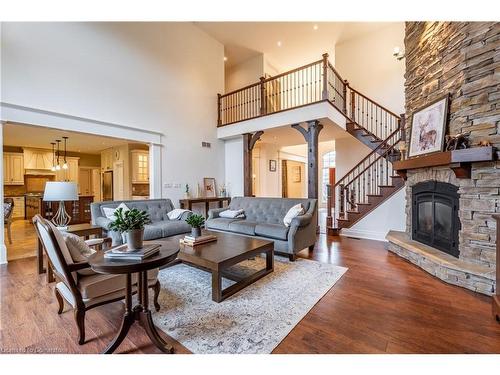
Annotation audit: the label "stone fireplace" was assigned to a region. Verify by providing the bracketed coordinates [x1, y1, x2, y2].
[386, 22, 499, 295]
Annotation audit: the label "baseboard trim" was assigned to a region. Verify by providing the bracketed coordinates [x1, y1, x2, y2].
[0, 244, 7, 265]
[339, 228, 388, 242]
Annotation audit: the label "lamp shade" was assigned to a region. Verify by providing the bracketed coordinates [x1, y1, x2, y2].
[43, 182, 78, 201]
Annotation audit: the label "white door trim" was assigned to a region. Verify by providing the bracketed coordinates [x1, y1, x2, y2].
[0, 103, 165, 265]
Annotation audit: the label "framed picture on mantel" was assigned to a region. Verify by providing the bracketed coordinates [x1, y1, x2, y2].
[408, 95, 449, 158]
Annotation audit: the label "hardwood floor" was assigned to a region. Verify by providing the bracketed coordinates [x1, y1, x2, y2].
[1, 234, 499, 354]
[5, 219, 37, 261]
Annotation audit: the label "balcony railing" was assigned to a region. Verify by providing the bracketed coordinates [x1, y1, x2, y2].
[218, 53, 348, 127]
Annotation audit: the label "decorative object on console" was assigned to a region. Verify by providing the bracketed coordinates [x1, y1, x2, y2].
[445, 132, 470, 151]
[43, 181, 78, 229]
[203, 177, 216, 198]
[269, 159, 277, 172]
[408, 95, 449, 158]
[186, 213, 205, 238]
[108, 207, 151, 251]
[184, 184, 190, 198]
[219, 184, 227, 197]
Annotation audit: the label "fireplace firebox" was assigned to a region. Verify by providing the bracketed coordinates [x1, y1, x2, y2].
[411, 181, 460, 258]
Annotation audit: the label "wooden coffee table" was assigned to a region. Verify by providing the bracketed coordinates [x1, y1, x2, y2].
[160, 231, 274, 302]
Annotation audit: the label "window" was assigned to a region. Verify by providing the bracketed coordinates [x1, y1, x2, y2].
[321, 151, 336, 204]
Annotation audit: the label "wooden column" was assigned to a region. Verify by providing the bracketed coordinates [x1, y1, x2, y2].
[291, 120, 323, 199]
[243, 131, 264, 197]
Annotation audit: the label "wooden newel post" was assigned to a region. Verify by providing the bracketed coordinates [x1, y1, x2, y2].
[217, 93, 222, 126]
[342, 80, 348, 114]
[321, 53, 328, 100]
[350, 90, 356, 121]
[259, 77, 267, 116]
[322, 53, 329, 100]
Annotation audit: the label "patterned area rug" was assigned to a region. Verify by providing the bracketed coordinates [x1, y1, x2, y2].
[152, 256, 347, 354]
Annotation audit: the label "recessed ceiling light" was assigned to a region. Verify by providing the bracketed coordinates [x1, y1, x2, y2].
[313, 24, 318, 30]
[223, 56, 228, 62]
[277, 41, 282, 47]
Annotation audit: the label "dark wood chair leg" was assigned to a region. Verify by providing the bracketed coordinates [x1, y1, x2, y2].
[289, 253, 297, 262]
[6, 221, 12, 244]
[74, 307, 86, 345]
[153, 280, 161, 312]
[54, 287, 64, 314]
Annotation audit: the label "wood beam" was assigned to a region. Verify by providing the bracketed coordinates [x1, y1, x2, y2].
[243, 131, 264, 197]
[291, 121, 323, 199]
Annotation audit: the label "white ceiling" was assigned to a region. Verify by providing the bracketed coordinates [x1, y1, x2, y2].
[3, 122, 136, 154]
[196, 22, 393, 71]
[256, 120, 348, 148]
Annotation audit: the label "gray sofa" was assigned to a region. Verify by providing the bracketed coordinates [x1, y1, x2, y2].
[91, 199, 191, 245]
[206, 196, 317, 260]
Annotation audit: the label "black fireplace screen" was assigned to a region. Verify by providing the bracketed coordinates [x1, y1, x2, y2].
[412, 181, 460, 257]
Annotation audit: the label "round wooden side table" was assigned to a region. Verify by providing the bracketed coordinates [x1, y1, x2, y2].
[88, 245, 179, 354]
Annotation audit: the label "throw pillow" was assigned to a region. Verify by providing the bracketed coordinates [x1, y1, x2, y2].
[102, 202, 130, 221]
[62, 232, 96, 276]
[219, 209, 245, 219]
[283, 204, 305, 227]
[167, 208, 190, 220]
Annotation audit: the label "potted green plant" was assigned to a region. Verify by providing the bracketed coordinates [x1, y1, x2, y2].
[108, 208, 151, 250]
[186, 214, 205, 238]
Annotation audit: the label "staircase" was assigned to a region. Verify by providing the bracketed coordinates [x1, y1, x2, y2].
[216, 53, 405, 234]
[327, 87, 405, 235]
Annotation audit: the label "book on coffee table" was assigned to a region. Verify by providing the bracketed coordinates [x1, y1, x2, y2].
[104, 243, 160, 260]
[180, 234, 217, 246]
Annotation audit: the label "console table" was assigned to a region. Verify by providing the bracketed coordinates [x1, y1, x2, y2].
[179, 197, 231, 217]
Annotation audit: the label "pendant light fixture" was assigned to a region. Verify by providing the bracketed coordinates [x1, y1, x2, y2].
[50, 142, 56, 171]
[55, 139, 61, 170]
[62, 136, 68, 170]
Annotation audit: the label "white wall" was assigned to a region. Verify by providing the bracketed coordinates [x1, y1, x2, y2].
[341, 188, 406, 241]
[225, 54, 264, 93]
[1, 22, 225, 206]
[335, 23, 405, 115]
[224, 137, 244, 197]
[334, 136, 373, 181]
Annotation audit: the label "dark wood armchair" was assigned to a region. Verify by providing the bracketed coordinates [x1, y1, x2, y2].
[4, 197, 14, 244]
[32, 215, 162, 345]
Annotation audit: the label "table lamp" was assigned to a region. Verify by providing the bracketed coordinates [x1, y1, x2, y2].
[43, 181, 78, 229]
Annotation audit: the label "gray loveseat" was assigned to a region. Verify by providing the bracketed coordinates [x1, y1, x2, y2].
[206, 197, 317, 260]
[91, 199, 191, 245]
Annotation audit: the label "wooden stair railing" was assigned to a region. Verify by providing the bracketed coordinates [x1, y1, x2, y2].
[327, 128, 404, 233]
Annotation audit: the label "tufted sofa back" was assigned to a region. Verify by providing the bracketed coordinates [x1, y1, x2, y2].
[91, 199, 175, 224]
[228, 197, 317, 225]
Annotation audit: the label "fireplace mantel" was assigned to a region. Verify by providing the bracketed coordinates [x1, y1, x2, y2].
[393, 147, 496, 179]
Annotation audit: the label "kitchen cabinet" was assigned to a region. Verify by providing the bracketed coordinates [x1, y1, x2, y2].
[101, 148, 113, 171]
[5, 196, 25, 219]
[55, 157, 79, 183]
[40, 195, 94, 224]
[23, 148, 53, 170]
[131, 150, 149, 183]
[3, 153, 24, 185]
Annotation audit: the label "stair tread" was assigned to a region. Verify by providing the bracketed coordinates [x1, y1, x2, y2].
[379, 185, 396, 188]
[367, 194, 382, 197]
